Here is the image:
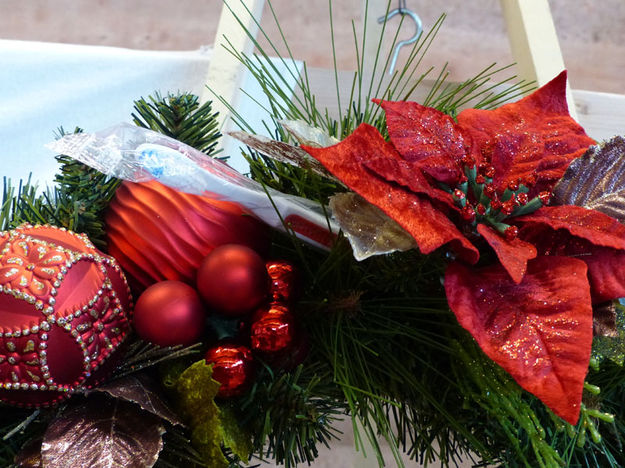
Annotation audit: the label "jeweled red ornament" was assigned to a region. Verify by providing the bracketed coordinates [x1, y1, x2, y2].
[0, 225, 131, 407]
[250, 303, 296, 355]
[133, 281, 205, 347]
[105, 180, 270, 290]
[196, 244, 270, 317]
[204, 343, 254, 398]
[266, 261, 300, 303]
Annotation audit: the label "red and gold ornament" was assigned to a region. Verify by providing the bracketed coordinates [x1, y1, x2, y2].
[0, 225, 131, 407]
[106, 180, 270, 290]
[133, 281, 206, 347]
[204, 342, 254, 398]
[196, 244, 270, 317]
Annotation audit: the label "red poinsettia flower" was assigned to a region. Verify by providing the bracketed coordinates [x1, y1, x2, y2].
[303, 71, 625, 424]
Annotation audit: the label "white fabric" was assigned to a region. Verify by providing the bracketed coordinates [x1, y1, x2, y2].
[1, 40, 212, 186]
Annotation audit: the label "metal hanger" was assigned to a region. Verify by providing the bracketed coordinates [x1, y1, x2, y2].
[377, 0, 423, 75]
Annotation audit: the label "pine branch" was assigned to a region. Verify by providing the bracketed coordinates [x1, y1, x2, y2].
[132, 92, 222, 158]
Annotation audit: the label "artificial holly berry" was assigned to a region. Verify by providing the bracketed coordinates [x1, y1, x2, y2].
[266, 260, 300, 303]
[133, 281, 206, 347]
[196, 244, 269, 317]
[205, 343, 254, 398]
[250, 302, 296, 355]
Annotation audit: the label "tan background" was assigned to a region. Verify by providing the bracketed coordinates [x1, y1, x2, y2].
[2, 0, 625, 94]
[2, 1, 623, 466]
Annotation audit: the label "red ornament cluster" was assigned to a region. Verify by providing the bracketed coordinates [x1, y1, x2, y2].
[131, 243, 304, 399]
[0, 225, 132, 407]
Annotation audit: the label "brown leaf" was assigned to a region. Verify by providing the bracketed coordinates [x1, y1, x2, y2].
[593, 301, 619, 338]
[553, 136, 625, 222]
[92, 374, 184, 427]
[41, 395, 165, 468]
[228, 130, 336, 179]
[329, 192, 417, 260]
[14, 437, 42, 468]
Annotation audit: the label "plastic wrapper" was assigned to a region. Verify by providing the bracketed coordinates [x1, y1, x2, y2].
[47, 123, 337, 249]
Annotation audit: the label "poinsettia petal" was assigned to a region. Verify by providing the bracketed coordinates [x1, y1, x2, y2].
[303, 124, 479, 263]
[477, 224, 537, 283]
[375, 99, 471, 181]
[515, 205, 625, 251]
[445, 256, 593, 424]
[520, 226, 625, 303]
[363, 157, 457, 210]
[457, 71, 595, 193]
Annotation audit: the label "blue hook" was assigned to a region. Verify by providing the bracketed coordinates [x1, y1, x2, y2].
[378, 0, 423, 75]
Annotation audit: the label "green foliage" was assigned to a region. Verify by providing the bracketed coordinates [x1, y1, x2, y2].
[235, 364, 346, 468]
[1, 129, 122, 250]
[132, 92, 221, 157]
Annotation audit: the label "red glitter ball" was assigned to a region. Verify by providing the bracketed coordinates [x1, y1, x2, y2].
[475, 175, 485, 184]
[490, 199, 502, 211]
[476, 204, 486, 215]
[504, 225, 519, 241]
[539, 191, 552, 205]
[508, 180, 520, 191]
[205, 343, 254, 398]
[250, 303, 296, 355]
[483, 184, 496, 198]
[461, 205, 476, 222]
[502, 200, 516, 215]
[516, 192, 529, 205]
[453, 189, 466, 200]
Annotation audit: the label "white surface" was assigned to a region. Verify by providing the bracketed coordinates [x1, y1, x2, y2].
[1, 40, 211, 187]
[1, 39, 302, 185]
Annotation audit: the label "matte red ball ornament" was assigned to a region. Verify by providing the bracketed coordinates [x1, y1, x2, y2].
[205, 343, 254, 398]
[0, 225, 132, 407]
[250, 303, 296, 355]
[196, 244, 270, 317]
[266, 261, 300, 303]
[133, 281, 205, 347]
[106, 180, 270, 290]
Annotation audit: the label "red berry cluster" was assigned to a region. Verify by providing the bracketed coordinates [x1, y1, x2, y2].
[449, 156, 550, 240]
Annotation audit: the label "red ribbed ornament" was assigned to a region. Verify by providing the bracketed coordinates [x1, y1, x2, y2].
[133, 281, 206, 347]
[204, 342, 254, 398]
[0, 225, 132, 407]
[105, 181, 270, 290]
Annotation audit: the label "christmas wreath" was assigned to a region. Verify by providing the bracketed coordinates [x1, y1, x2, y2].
[2, 4, 625, 468]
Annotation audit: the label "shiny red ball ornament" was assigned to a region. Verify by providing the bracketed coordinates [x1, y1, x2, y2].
[250, 303, 296, 355]
[266, 261, 300, 303]
[106, 180, 270, 290]
[196, 244, 270, 317]
[0, 225, 132, 407]
[133, 281, 205, 347]
[205, 343, 254, 398]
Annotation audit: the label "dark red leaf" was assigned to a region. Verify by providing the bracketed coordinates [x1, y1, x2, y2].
[445, 256, 593, 424]
[520, 225, 625, 304]
[363, 157, 457, 210]
[374, 99, 471, 178]
[457, 71, 595, 193]
[477, 223, 537, 283]
[515, 205, 625, 251]
[92, 374, 184, 427]
[41, 395, 165, 468]
[304, 124, 479, 263]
